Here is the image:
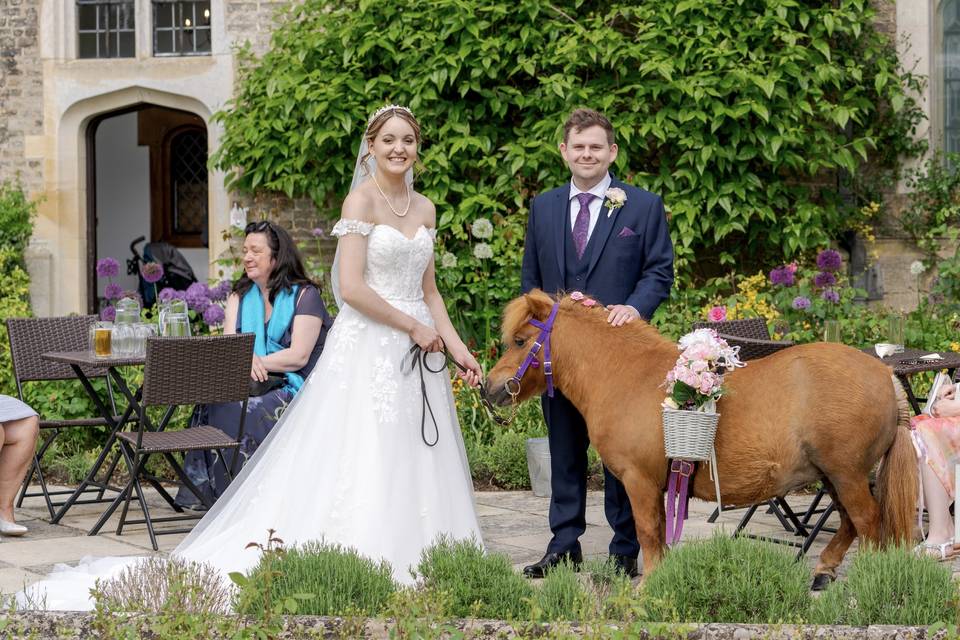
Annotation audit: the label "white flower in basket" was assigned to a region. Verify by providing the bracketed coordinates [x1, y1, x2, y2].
[662, 328, 744, 461]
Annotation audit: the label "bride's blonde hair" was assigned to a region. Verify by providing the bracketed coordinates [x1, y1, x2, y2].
[359, 106, 424, 177]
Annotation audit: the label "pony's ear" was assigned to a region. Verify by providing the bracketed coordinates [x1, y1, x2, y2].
[501, 289, 554, 342]
[524, 289, 555, 320]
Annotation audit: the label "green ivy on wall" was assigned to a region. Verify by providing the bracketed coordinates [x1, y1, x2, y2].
[212, 0, 924, 345]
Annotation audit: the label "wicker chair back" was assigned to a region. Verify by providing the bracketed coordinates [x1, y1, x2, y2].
[141, 334, 254, 406]
[6, 316, 110, 382]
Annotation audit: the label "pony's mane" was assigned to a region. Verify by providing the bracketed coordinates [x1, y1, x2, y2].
[501, 291, 670, 347]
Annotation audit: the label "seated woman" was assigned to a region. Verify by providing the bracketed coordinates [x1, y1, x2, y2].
[912, 380, 960, 560]
[0, 395, 39, 536]
[176, 220, 332, 508]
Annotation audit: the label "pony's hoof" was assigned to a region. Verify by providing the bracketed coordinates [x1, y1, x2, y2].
[811, 573, 834, 591]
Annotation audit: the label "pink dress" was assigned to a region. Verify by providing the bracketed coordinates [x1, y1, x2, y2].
[911, 414, 960, 500]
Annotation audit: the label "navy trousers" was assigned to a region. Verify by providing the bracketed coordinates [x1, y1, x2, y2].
[542, 389, 640, 557]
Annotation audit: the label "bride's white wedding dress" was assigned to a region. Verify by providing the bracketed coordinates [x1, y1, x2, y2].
[19, 220, 483, 610]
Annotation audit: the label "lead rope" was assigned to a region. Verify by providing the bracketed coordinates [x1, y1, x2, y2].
[403, 342, 516, 447]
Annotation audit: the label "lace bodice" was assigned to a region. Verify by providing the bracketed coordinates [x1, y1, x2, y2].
[332, 220, 436, 302]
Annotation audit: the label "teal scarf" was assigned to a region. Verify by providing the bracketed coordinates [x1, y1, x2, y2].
[240, 284, 303, 394]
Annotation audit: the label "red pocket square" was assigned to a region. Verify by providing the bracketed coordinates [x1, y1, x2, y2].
[618, 226, 637, 238]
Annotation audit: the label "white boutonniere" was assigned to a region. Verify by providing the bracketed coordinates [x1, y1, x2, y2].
[604, 187, 627, 217]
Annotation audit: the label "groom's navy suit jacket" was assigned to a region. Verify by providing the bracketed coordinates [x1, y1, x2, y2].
[519, 175, 673, 557]
[520, 177, 674, 316]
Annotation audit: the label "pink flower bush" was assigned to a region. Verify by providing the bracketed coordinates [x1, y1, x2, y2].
[662, 329, 744, 411]
[707, 306, 727, 322]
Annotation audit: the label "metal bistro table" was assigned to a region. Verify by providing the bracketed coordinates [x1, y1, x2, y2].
[864, 347, 960, 415]
[41, 350, 152, 528]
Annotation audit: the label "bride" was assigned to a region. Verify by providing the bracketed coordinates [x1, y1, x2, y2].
[20, 105, 485, 610]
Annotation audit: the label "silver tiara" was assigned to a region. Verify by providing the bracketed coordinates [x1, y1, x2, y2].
[367, 104, 415, 127]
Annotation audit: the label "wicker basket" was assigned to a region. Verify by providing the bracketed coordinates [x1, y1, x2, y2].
[662, 407, 720, 461]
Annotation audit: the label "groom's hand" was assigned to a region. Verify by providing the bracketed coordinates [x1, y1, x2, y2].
[605, 304, 639, 327]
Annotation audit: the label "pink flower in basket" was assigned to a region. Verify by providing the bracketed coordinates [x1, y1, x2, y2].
[707, 306, 726, 322]
[662, 329, 744, 412]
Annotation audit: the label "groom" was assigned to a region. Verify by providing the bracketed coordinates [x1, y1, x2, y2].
[520, 108, 674, 578]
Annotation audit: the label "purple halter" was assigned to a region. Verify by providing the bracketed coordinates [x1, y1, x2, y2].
[506, 302, 560, 399]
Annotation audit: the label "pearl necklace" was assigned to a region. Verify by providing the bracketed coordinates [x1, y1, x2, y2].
[371, 173, 411, 218]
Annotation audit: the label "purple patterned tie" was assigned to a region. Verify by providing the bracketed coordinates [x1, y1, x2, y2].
[572, 192, 595, 259]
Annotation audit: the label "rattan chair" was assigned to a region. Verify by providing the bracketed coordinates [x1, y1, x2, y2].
[6, 315, 132, 518]
[692, 318, 833, 555]
[94, 334, 254, 550]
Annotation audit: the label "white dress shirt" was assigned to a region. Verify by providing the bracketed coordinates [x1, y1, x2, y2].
[568, 173, 612, 242]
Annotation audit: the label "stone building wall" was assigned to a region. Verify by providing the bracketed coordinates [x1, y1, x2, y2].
[0, 0, 43, 194]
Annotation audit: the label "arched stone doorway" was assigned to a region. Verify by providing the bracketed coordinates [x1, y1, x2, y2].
[50, 87, 225, 315]
[86, 104, 210, 313]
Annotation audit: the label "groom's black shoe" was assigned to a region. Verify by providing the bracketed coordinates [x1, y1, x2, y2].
[523, 550, 583, 579]
[610, 553, 640, 578]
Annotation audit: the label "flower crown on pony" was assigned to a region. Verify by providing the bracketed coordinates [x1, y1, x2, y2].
[367, 104, 415, 127]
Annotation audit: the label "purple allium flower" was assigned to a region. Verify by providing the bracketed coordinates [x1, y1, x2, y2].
[140, 262, 164, 284]
[96, 257, 120, 278]
[158, 287, 180, 303]
[185, 282, 212, 312]
[821, 289, 840, 303]
[103, 283, 123, 300]
[791, 296, 811, 310]
[100, 305, 116, 322]
[202, 304, 225, 327]
[769, 266, 795, 287]
[813, 271, 837, 288]
[816, 249, 842, 272]
[311, 227, 325, 238]
[209, 280, 232, 303]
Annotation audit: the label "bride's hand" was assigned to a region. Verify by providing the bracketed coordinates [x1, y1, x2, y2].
[451, 347, 483, 388]
[409, 322, 443, 353]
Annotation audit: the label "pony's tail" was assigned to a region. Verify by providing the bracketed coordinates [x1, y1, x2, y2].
[877, 376, 918, 545]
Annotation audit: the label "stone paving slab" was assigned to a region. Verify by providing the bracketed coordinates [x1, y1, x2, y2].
[3, 483, 957, 598]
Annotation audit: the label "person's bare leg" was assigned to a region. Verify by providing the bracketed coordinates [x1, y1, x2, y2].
[0, 416, 39, 523]
[921, 462, 954, 545]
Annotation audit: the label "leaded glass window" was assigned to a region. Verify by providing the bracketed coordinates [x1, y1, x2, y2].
[170, 129, 208, 236]
[153, 1, 212, 56]
[944, 0, 960, 155]
[77, 0, 135, 59]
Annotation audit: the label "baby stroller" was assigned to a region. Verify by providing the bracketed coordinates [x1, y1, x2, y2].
[127, 236, 198, 307]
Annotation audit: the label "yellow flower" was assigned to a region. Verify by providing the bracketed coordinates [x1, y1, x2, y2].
[951, 342, 960, 353]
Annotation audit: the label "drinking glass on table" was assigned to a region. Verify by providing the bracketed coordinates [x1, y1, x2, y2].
[162, 312, 191, 337]
[133, 322, 158, 357]
[90, 321, 114, 357]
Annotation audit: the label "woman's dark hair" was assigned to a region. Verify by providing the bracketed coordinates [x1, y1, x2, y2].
[234, 220, 318, 303]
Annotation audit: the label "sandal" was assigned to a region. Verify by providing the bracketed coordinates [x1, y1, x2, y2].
[913, 541, 959, 562]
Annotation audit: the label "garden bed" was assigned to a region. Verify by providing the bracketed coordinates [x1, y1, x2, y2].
[1, 612, 953, 640]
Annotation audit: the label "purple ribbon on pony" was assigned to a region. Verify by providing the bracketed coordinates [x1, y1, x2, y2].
[665, 459, 695, 546]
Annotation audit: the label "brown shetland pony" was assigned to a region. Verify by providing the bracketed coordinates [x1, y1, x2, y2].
[483, 290, 917, 587]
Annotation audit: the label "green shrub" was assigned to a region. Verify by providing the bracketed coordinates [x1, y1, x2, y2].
[481, 430, 534, 490]
[0, 178, 37, 256]
[414, 536, 533, 619]
[237, 540, 396, 617]
[531, 561, 588, 622]
[809, 546, 960, 626]
[642, 533, 810, 623]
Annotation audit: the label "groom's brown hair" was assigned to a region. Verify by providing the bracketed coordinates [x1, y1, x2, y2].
[563, 109, 615, 145]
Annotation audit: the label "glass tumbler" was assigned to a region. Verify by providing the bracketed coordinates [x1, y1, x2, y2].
[823, 319, 841, 343]
[91, 321, 114, 357]
[162, 312, 192, 337]
[887, 313, 905, 352]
